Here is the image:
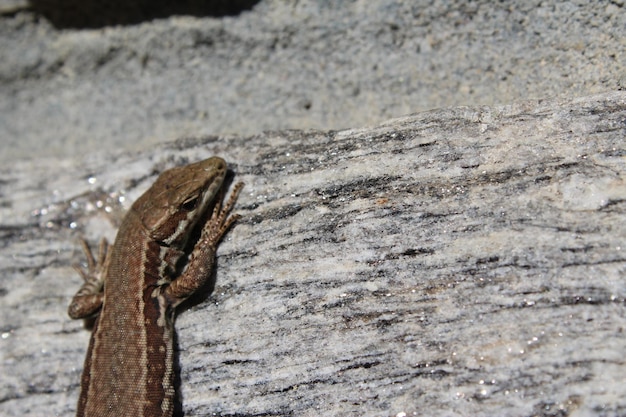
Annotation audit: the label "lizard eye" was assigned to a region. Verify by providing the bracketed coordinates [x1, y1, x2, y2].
[181, 196, 199, 211]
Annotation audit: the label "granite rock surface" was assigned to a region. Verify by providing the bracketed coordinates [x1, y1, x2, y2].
[1, 0, 625, 162]
[0, 92, 625, 416]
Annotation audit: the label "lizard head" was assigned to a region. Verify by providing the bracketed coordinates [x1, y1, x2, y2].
[132, 157, 227, 248]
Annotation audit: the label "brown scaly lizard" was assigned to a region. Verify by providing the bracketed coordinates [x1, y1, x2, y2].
[68, 156, 243, 417]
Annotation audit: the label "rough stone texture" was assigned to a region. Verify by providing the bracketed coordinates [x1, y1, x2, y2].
[1, 1, 626, 415]
[1, 92, 625, 416]
[1, 0, 626, 162]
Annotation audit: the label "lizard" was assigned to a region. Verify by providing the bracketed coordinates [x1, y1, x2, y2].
[68, 156, 243, 417]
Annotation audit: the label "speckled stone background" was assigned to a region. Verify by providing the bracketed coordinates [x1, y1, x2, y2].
[1, 1, 625, 417]
[1, 92, 625, 416]
[1, 0, 625, 162]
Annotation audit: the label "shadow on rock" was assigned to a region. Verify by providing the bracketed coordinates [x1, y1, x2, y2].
[28, 0, 261, 29]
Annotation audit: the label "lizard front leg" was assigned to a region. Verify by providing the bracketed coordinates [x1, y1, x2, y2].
[165, 182, 244, 306]
[68, 238, 109, 319]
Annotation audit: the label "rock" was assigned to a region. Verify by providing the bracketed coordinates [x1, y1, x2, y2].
[1, 91, 625, 416]
[2, 1, 626, 163]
